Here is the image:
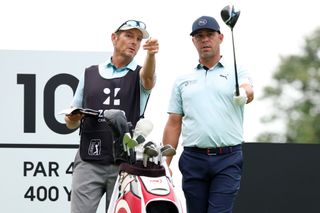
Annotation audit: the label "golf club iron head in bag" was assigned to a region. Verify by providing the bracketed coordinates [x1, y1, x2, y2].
[221, 5, 241, 96]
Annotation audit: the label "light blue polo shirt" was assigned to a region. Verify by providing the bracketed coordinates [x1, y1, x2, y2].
[167, 57, 252, 148]
[71, 57, 151, 115]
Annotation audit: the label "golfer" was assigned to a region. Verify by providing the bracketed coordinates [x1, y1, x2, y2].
[162, 15, 254, 213]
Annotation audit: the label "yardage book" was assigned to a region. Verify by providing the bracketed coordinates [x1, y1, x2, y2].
[58, 107, 99, 116]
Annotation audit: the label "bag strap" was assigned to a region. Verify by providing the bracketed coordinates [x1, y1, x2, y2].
[140, 93, 150, 119]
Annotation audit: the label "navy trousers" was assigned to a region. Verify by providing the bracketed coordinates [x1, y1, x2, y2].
[179, 146, 243, 213]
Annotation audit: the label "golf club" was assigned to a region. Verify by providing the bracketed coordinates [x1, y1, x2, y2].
[221, 5, 241, 96]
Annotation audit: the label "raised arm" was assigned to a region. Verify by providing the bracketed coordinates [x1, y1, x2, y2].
[140, 38, 159, 90]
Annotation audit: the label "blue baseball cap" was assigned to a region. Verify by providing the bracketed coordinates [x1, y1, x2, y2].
[190, 16, 220, 36]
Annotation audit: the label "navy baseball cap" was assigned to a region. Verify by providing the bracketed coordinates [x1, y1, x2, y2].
[190, 16, 220, 36]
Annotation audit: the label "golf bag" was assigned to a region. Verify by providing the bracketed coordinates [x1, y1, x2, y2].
[94, 110, 183, 212]
[106, 118, 183, 213]
[108, 161, 183, 213]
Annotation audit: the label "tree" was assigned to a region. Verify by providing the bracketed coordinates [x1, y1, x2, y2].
[256, 27, 320, 143]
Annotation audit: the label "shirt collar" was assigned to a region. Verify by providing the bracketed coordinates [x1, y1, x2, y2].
[104, 57, 138, 72]
[195, 56, 225, 71]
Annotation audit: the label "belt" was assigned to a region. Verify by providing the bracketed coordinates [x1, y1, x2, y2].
[184, 144, 242, 155]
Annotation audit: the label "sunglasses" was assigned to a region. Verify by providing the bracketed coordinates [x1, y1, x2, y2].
[116, 20, 146, 32]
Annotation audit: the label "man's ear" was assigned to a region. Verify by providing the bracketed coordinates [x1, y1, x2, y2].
[192, 37, 196, 46]
[111, 33, 118, 45]
[218, 33, 224, 44]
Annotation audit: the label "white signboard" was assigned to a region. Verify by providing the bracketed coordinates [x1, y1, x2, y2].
[0, 50, 111, 212]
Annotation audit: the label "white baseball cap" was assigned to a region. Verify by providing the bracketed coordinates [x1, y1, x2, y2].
[115, 20, 149, 39]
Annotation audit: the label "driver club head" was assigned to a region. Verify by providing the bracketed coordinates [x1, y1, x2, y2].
[221, 5, 240, 29]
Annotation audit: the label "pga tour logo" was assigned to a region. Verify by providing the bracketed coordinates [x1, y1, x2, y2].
[88, 139, 101, 156]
